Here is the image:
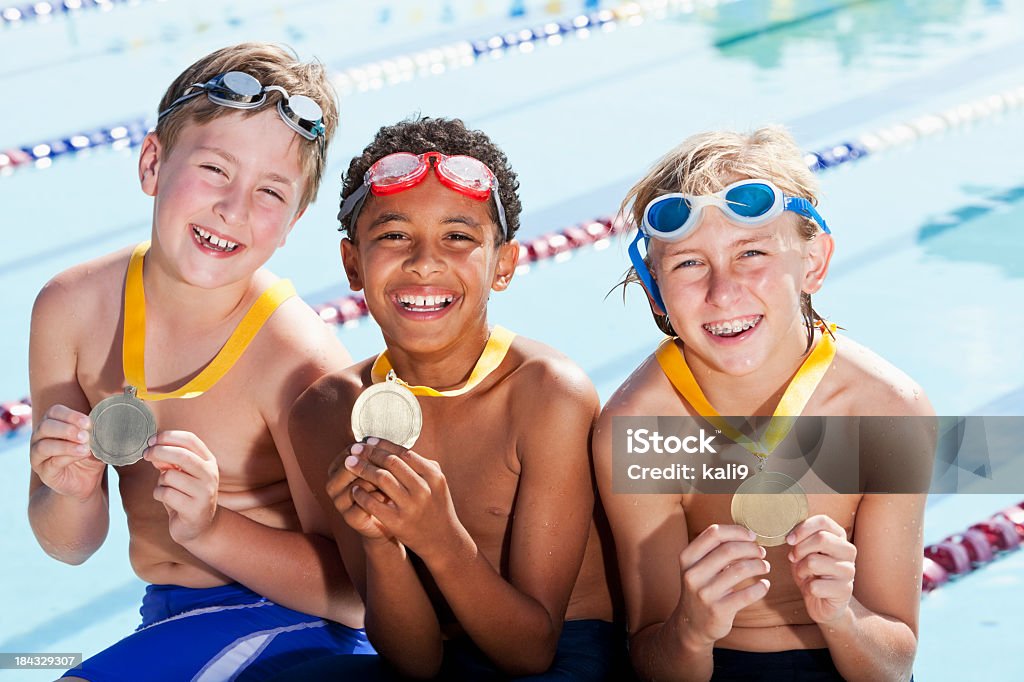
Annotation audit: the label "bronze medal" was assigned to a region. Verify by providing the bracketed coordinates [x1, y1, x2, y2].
[351, 371, 422, 449]
[89, 386, 156, 466]
[731, 471, 808, 546]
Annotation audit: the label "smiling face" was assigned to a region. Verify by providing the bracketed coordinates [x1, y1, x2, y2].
[341, 173, 518, 355]
[139, 108, 306, 289]
[649, 204, 832, 377]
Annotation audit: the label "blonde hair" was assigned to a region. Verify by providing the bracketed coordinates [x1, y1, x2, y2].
[155, 42, 339, 210]
[619, 126, 827, 345]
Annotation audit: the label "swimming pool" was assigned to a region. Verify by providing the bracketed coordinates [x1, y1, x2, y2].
[2, 0, 1023, 679]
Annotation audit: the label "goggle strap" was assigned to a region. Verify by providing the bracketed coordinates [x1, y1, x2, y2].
[338, 183, 369, 230]
[492, 184, 509, 242]
[157, 89, 205, 120]
[784, 197, 831, 234]
[628, 231, 667, 314]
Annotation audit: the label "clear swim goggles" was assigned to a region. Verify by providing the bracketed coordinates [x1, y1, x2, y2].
[628, 179, 831, 313]
[157, 71, 326, 145]
[338, 151, 509, 240]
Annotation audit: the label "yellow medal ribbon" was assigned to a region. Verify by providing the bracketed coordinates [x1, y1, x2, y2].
[370, 326, 516, 397]
[655, 324, 837, 462]
[123, 241, 296, 401]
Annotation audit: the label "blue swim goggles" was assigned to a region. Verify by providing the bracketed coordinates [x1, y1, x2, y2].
[628, 179, 830, 313]
[157, 71, 326, 148]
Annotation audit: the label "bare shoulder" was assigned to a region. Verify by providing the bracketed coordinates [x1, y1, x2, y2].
[506, 334, 598, 411]
[290, 358, 371, 436]
[830, 335, 934, 417]
[255, 278, 351, 371]
[247, 274, 353, 406]
[593, 349, 677, 474]
[288, 358, 371, 483]
[599, 349, 675, 425]
[32, 247, 132, 331]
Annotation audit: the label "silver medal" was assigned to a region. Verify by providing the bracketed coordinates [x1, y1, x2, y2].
[350, 371, 423, 449]
[89, 386, 157, 466]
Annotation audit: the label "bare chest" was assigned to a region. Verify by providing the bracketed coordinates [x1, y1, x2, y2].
[414, 396, 521, 548]
[76, 308, 285, 491]
[683, 493, 860, 627]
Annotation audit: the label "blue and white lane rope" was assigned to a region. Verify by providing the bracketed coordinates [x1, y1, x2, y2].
[4, 81, 1023, 177]
[0, 119, 149, 173]
[0, 0, 719, 175]
[331, 2, 681, 97]
[803, 87, 1024, 170]
[0, 0, 164, 26]
[3, 88, 1021, 416]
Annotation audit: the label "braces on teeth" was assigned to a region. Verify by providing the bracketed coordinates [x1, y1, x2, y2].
[705, 317, 761, 335]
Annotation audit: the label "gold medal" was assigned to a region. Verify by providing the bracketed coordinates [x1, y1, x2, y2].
[351, 370, 423, 448]
[731, 471, 808, 546]
[656, 327, 836, 547]
[89, 386, 157, 466]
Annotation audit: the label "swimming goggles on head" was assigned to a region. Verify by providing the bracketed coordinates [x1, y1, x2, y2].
[157, 71, 326, 145]
[338, 151, 509, 240]
[629, 179, 830, 313]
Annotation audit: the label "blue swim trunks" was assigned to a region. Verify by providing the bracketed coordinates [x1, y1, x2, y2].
[62, 582, 373, 682]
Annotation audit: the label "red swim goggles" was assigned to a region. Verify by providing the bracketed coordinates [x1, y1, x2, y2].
[338, 151, 509, 239]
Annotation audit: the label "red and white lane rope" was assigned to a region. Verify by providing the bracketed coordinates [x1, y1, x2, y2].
[6, 85, 1024, 430]
[922, 501, 1024, 594]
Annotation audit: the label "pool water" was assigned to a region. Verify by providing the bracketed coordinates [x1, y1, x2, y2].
[2, 0, 1023, 679]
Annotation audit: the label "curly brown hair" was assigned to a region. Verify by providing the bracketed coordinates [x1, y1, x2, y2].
[339, 116, 521, 244]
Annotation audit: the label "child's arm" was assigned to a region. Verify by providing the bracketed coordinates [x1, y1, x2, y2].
[144, 428, 364, 625]
[788, 495, 923, 682]
[593, 404, 768, 682]
[345, 360, 599, 676]
[794, 392, 934, 681]
[146, 314, 365, 625]
[326, 450, 444, 678]
[28, 278, 110, 564]
[291, 370, 443, 677]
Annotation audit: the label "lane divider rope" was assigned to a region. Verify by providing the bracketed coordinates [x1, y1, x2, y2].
[0, 0, 744, 175]
[3, 83, 1021, 448]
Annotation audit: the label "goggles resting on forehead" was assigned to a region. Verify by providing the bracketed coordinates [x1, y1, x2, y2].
[157, 71, 326, 147]
[628, 178, 831, 314]
[337, 151, 509, 240]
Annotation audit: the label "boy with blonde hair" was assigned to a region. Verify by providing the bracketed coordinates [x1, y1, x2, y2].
[29, 42, 371, 681]
[596, 127, 933, 681]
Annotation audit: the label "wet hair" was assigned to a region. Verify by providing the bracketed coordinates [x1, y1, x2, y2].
[155, 42, 339, 210]
[618, 126, 828, 351]
[339, 116, 522, 244]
